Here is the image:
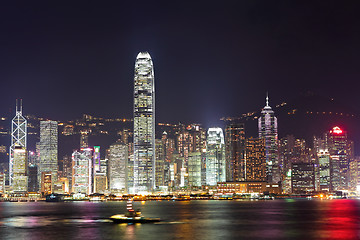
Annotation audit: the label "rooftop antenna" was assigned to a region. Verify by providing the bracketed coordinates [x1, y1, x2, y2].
[20, 99, 23, 113]
[266, 92, 269, 107]
[15, 99, 18, 112]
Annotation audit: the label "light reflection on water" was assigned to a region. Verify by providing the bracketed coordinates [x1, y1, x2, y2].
[0, 200, 359, 240]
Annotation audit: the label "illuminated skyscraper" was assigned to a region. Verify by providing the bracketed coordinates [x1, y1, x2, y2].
[318, 148, 330, 191]
[155, 139, 165, 188]
[72, 148, 92, 194]
[206, 128, 226, 186]
[12, 145, 28, 192]
[133, 52, 155, 193]
[349, 157, 360, 191]
[225, 122, 245, 181]
[258, 94, 279, 183]
[291, 162, 315, 194]
[327, 126, 353, 191]
[245, 137, 266, 181]
[39, 120, 58, 188]
[108, 142, 128, 193]
[9, 100, 27, 185]
[176, 124, 207, 168]
[188, 151, 202, 187]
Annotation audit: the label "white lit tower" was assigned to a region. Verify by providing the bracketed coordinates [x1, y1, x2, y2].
[133, 52, 155, 194]
[258, 94, 279, 183]
[206, 128, 226, 186]
[9, 99, 27, 185]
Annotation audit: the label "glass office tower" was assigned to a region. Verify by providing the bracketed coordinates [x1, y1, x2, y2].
[133, 52, 155, 193]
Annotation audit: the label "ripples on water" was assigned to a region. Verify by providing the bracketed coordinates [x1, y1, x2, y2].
[0, 199, 360, 240]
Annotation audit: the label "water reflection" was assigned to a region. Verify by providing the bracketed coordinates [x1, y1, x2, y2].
[318, 200, 359, 239]
[1, 200, 360, 240]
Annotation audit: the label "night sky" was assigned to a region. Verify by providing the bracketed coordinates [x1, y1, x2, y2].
[1, 1, 360, 127]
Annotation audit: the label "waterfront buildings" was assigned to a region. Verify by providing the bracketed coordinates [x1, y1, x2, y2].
[108, 142, 128, 193]
[41, 172, 52, 194]
[94, 172, 107, 193]
[133, 51, 155, 194]
[28, 165, 38, 192]
[350, 157, 360, 191]
[39, 121, 58, 187]
[9, 100, 27, 185]
[258, 95, 279, 183]
[60, 155, 72, 191]
[291, 162, 315, 193]
[327, 126, 353, 191]
[155, 139, 165, 188]
[176, 124, 207, 168]
[206, 128, 226, 186]
[12, 145, 28, 192]
[188, 151, 202, 187]
[217, 181, 266, 194]
[225, 123, 245, 182]
[318, 149, 330, 191]
[245, 138, 266, 181]
[72, 148, 92, 194]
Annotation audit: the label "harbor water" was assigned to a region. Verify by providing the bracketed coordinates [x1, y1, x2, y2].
[0, 199, 359, 239]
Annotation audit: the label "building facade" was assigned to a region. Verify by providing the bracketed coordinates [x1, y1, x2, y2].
[206, 128, 226, 186]
[258, 95, 279, 183]
[327, 126, 353, 191]
[245, 138, 266, 181]
[9, 100, 27, 185]
[72, 148, 92, 194]
[108, 142, 128, 193]
[225, 122, 245, 182]
[133, 51, 155, 194]
[291, 162, 315, 194]
[188, 151, 202, 187]
[12, 146, 28, 192]
[39, 120, 58, 188]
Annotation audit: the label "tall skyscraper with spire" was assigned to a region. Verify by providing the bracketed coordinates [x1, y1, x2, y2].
[133, 52, 155, 193]
[9, 99, 27, 185]
[258, 94, 279, 183]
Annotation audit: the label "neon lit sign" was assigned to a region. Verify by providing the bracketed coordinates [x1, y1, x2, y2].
[331, 126, 343, 134]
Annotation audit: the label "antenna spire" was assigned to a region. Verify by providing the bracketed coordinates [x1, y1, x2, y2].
[266, 92, 269, 107]
[20, 99, 23, 113]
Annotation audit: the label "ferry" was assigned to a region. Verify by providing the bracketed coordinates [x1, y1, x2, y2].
[110, 199, 161, 224]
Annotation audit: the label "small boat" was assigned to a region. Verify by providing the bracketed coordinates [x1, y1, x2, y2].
[110, 198, 160, 224]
